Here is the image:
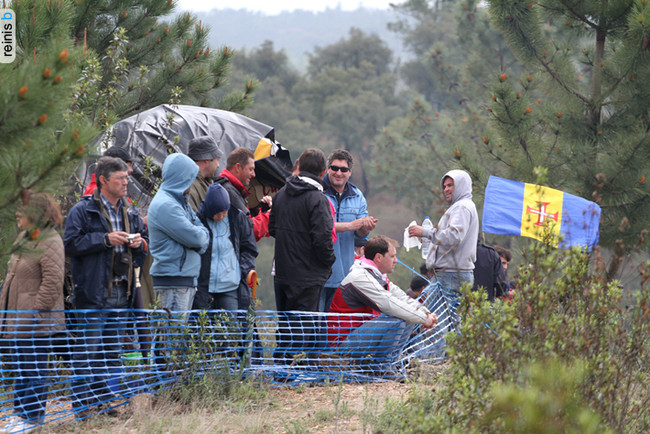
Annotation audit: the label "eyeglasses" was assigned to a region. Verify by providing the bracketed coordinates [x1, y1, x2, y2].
[329, 165, 350, 173]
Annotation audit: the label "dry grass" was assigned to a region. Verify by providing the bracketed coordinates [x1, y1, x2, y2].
[41, 380, 421, 433]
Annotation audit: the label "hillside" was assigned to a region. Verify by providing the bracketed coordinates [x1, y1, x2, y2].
[191, 7, 408, 70]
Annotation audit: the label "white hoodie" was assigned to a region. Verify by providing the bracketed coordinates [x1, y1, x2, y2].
[423, 170, 479, 272]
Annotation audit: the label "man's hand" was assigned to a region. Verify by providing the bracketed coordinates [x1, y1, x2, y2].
[107, 231, 142, 248]
[360, 216, 378, 232]
[259, 195, 272, 209]
[408, 225, 424, 238]
[128, 233, 143, 249]
[422, 313, 438, 330]
[355, 216, 378, 236]
[335, 216, 379, 235]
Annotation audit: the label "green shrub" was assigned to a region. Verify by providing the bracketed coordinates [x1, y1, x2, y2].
[379, 239, 650, 432]
[153, 310, 266, 409]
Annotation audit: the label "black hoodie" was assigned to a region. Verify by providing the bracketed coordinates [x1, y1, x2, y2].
[269, 172, 335, 290]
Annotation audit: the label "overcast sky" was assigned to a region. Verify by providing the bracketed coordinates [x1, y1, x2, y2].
[176, 0, 395, 15]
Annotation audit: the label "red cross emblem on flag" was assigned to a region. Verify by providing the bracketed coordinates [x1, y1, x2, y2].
[526, 202, 559, 226]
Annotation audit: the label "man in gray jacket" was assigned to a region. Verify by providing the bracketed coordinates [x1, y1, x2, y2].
[408, 170, 479, 323]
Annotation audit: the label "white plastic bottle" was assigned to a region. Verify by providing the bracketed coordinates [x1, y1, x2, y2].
[421, 216, 433, 260]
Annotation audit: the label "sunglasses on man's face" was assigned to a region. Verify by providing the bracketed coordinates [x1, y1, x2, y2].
[329, 165, 350, 173]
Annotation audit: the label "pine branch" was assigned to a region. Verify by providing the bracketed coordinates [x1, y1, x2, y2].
[608, 131, 650, 186]
[0, 150, 70, 213]
[533, 49, 590, 105]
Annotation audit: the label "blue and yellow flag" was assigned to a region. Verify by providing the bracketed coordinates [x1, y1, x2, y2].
[482, 176, 601, 251]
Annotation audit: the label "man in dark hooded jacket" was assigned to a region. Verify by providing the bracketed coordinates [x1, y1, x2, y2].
[269, 148, 335, 360]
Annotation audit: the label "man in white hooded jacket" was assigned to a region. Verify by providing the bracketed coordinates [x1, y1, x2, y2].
[328, 236, 437, 362]
[408, 170, 479, 322]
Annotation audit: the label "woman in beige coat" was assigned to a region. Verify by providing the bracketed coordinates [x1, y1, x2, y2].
[0, 192, 65, 432]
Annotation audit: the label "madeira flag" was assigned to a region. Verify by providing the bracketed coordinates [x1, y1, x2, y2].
[482, 176, 601, 252]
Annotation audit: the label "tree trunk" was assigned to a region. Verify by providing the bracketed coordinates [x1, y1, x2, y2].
[589, 27, 606, 129]
[606, 239, 625, 283]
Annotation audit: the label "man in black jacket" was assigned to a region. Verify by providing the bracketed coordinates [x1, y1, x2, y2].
[269, 148, 335, 361]
[215, 147, 272, 242]
[472, 241, 508, 301]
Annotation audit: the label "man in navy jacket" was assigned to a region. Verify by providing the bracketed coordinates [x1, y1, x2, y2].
[64, 156, 148, 416]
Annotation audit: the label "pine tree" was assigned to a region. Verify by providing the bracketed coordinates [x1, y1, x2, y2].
[486, 0, 650, 278]
[13, 0, 258, 129]
[0, 1, 96, 261]
[378, 0, 523, 206]
[0, 0, 258, 266]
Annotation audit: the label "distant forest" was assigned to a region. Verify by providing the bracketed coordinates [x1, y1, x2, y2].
[191, 7, 408, 71]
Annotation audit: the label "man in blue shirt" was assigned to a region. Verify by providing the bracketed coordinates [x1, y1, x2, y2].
[320, 149, 377, 312]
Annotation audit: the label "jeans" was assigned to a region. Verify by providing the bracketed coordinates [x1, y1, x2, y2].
[211, 290, 238, 311]
[435, 271, 473, 327]
[318, 286, 337, 313]
[336, 314, 415, 367]
[72, 286, 129, 409]
[154, 286, 196, 313]
[12, 336, 53, 423]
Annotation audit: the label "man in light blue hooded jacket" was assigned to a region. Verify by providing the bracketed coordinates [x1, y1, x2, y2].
[148, 153, 210, 312]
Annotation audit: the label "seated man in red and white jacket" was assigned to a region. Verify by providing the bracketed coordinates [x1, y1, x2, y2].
[328, 235, 437, 359]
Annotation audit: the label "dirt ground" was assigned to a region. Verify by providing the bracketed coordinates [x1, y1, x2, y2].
[258, 381, 412, 433]
[43, 381, 408, 433]
[41, 364, 447, 433]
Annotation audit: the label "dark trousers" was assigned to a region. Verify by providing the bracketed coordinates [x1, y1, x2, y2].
[273, 281, 323, 361]
[13, 336, 52, 423]
[71, 285, 129, 408]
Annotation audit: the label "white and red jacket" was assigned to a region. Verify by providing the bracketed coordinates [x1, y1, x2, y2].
[328, 257, 431, 345]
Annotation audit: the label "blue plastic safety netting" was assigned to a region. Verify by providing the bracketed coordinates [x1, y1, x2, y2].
[0, 281, 459, 430]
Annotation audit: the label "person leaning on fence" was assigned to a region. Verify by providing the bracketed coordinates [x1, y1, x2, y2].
[148, 153, 209, 312]
[328, 235, 437, 360]
[0, 192, 65, 433]
[408, 170, 479, 323]
[63, 156, 148, 418]
[193, 183, 258, 311]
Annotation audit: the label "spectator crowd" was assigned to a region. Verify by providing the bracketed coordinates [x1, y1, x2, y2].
[0, 139, 513, 429]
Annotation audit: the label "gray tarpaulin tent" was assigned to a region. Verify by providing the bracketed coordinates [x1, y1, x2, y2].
[82, 104, 292, 211]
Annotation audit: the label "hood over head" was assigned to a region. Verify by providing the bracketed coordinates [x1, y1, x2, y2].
[441, 169, 472, 204]
[161, 153, 199, 195]
[285, 173, 325, 196]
